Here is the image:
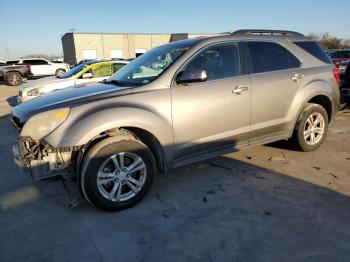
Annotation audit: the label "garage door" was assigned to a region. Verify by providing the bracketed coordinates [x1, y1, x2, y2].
[83, 50, 97, 59]
[111, 50, 123, 59]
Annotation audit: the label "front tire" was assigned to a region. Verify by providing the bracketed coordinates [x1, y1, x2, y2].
[80, 137, 156, 212]
[55, 69, 66, 77]
[292, 104, 329, 152]
[6, 72, 22, 86]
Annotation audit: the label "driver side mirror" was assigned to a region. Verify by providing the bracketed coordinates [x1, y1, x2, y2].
[82, 72, 93, 79]
[176, 69, 207, 85]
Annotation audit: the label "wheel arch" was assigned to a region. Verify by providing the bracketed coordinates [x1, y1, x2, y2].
[6, 70, 23, 77]
[291, 93, 333, 133]
[286, 77, 336, 136]
[44, 106, 173, 175]
[75, 127, 168, 176]
[307, 95, 333, 123]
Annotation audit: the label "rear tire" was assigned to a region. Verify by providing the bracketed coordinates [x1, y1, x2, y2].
[6, 72, 22, 86]
[292, 103, 329, 152]
[55, 69, 65, 77]
[80, 137, 156, 212]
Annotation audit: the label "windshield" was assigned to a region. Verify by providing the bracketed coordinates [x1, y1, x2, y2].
[59, 62, 95, 79]
[106, 42, 194, 86]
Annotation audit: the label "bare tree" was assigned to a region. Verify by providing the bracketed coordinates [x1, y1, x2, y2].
[343, 39, 350, 48]
[307, 33, 350, 49]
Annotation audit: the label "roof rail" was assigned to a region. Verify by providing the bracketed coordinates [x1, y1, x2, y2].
[232, 29, 304, 37]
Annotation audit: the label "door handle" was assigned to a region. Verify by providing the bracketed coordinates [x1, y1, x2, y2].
[232, 85, 249, 95]
[291, 73, 302, 82]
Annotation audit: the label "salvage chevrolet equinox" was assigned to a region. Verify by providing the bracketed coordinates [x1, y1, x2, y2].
[12, 30, 340, 211]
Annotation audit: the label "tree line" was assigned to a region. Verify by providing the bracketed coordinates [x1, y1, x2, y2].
[307, 33, 350, 50]
[20, 54, 62, 60]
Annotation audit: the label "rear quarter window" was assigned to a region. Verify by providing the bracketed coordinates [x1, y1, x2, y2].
[294, 41, 332, 64]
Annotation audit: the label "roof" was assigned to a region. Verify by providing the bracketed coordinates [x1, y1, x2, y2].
[197, 29, 310, 44]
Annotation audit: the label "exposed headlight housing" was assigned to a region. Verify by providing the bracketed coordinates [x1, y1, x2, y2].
[27, 86, 44, 96]
[21, 108, 70, 141]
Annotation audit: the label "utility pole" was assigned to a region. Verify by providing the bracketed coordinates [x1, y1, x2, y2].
[4, 48, 9, 60]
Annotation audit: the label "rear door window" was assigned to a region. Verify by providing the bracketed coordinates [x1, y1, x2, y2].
[22, 59, 48, 65]
[247, 41, 301, 74]
[294, 41, 332, 64]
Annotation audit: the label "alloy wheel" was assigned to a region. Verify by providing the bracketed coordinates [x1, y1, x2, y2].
[303, 112, 325, 146]
[8, 73, 21, 85]
[97, 152, 147, 202]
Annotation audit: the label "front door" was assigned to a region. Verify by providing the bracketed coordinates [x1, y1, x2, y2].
[171, 42, 252, 160]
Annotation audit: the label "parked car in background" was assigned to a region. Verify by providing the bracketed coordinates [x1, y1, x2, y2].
[340, 62, 350, 109]
[0, 60, 5, 65]
[73, 59, 99, 68]
[18, 60, 129, 102]
[328, 49, 350, 67]
[339, 60, 349, 75]
[5, 58, 70, 77]
[12, 29, 340, 211]
[0, 64, 32, 86]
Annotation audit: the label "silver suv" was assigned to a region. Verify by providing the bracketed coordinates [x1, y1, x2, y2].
[12, 30, 340, 211]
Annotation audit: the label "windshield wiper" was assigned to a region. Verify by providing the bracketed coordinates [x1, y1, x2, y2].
[103, 79, 128, 86]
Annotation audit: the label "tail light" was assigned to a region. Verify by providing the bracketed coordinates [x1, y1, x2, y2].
[27, 64, 32, 74]
[333, 66, 341, 85]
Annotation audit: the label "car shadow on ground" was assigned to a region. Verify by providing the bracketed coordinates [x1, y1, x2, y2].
[266, 139, 296, 151]
[1, 145, 350, 261]
[6, 95, 17, 107]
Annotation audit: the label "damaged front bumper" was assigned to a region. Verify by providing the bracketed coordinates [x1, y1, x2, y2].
[13, 136, 76, 180]
[13, 139, 30, 176]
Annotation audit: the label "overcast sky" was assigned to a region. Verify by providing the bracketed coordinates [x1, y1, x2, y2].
[1, 0, 349, 59]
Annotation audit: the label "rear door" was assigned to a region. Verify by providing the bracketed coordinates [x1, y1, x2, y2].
[23, 59, 52, 76]
[246, 41, 305, 144]
[171, 42, 252, 160]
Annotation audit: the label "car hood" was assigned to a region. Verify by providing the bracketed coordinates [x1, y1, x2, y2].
[13, 82, 133, 123]
[20, 76, 71, 91]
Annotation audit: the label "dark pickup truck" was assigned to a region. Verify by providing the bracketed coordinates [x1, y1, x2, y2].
[0, 64, 32, 86]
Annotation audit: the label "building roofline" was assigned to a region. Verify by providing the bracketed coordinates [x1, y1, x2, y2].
[61, 32, 215, 38]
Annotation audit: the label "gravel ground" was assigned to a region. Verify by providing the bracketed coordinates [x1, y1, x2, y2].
[0, 83, 350, 262]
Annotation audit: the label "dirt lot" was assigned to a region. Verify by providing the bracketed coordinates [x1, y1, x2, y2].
[0, 83, 350, 262]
